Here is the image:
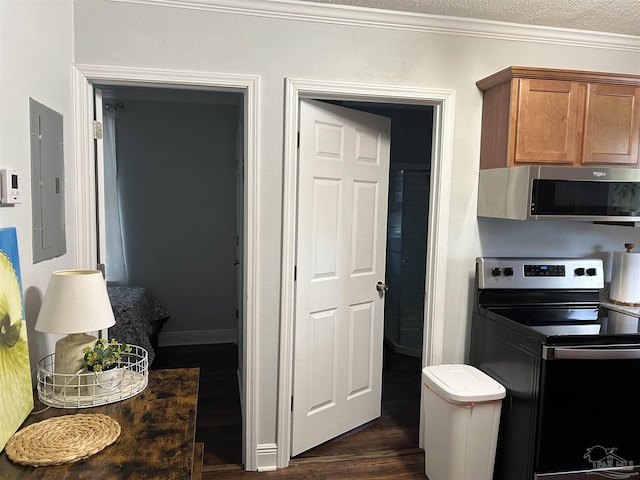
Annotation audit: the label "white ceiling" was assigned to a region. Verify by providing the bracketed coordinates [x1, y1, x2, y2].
[298, 0, 640, 37]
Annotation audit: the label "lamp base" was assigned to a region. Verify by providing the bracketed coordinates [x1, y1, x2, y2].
[54, 333, 97, 390]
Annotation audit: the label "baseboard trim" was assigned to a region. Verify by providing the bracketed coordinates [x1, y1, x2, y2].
[384, 337, 422, 358]
[256, 443, 278, 472]
[158, 329, 237, 346]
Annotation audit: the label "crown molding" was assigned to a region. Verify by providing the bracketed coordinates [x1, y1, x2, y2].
[110, 0, 640, 52]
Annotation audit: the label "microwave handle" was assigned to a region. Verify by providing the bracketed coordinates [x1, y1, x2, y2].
[543, 346, 640, 360]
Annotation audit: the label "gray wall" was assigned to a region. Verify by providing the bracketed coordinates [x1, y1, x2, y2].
[112, 99, 239, 341]
[1, 0, 628, 463]
[1, 0, 76, 369]
[72, 0, 640, 455]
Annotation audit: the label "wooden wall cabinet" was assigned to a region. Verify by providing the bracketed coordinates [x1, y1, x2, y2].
[478, 67, 640, 169]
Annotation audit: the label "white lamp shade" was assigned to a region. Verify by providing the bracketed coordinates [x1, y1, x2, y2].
[35, 270, 116, 334]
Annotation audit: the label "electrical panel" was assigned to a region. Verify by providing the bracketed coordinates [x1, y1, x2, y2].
[30, 98, 66, 263]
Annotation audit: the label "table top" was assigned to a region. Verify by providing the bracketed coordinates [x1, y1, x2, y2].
[0, 368, 199, 480]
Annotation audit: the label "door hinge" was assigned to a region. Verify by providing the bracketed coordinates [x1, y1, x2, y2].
[93, 120, 103, 140]
[291, 396, 294, 411]
[297, 131, 300, 149]
[294, 265, 297, 281]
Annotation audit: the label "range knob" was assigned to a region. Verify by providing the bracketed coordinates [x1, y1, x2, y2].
[503, 267, 514, 276]
[491, 267, 501, 277]
[574, 267, 585, 276]
[586, 267, 597, 276]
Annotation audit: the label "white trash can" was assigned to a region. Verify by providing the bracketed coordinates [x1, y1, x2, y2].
[422, 364, 505, 480]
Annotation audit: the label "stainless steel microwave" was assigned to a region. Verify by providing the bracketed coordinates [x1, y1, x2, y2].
[477, 166, 640, 222]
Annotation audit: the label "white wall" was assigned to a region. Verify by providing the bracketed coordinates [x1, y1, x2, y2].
[0, 0, 76, 373]
[71, 0, 640, 461]
[110, 98, 238, 342]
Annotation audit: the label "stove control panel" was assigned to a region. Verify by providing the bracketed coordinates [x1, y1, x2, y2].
[524, 264, 565, 276]
[477, 257, 604, 289]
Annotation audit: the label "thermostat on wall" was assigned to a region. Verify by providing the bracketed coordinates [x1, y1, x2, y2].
[0, 169, 22, 205]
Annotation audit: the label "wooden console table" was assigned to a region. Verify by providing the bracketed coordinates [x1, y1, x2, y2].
[0, 368, 200, 480]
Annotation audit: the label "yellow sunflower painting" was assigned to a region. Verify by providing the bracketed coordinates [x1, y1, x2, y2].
[0, 228, 33, 452]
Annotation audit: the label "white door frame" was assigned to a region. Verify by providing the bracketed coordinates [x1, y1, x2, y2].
[278, 78, 454, 468]
[72, 64, 261, 471]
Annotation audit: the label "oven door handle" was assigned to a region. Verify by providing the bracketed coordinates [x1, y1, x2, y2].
[543, 345, 640, 360]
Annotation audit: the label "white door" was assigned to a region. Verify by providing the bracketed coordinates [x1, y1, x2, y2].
[235, 113, 245, 410]
[292, 99, 391, 456]
[94, 88, 107, 270]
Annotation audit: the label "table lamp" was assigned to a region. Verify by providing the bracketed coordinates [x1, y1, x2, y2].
[35, 270, 116, 379]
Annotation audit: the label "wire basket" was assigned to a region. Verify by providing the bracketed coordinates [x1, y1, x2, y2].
[37, 344, 148, 409]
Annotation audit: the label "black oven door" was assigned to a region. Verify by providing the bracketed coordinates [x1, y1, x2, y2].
[536, 345, 640, 478]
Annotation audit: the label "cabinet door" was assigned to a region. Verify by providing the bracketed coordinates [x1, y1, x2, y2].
[514, 79, 584, 165]
[582, 84, 640, 166]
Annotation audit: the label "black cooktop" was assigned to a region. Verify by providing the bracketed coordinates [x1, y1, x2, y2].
[483, 305, 640, 344]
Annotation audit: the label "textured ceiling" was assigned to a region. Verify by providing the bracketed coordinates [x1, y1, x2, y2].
[298, 0, 640, 37]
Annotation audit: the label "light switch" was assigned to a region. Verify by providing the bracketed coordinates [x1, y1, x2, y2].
[0, 169, 22, 204]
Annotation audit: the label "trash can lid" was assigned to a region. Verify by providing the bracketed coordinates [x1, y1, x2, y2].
[423, 364, 506, 403]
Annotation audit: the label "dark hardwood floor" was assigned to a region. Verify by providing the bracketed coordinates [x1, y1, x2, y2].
[152, 343, 425, 479]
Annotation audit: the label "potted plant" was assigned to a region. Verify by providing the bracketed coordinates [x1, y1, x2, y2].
[82, 338, 130, 395]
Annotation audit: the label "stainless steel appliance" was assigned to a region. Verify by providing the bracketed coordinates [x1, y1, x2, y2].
[477, 166, 640, 222]
[470, 257, 640, 480]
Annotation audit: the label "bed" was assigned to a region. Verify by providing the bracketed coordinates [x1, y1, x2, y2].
[106, 285, 170, 365]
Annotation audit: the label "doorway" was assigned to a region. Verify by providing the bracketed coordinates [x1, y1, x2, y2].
[72, 64, 261, 471]
[327, 101, 434, 359]
[278, 78, 454, 468]
[290, 98, 432, 457]
[95, 84, 246, 466]
[94, 85, 242, 346]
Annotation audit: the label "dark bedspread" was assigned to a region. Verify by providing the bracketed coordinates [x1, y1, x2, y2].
[107, 285, 170, 364]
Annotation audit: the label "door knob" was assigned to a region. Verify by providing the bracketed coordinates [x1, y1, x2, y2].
[376, 282, 389, 293]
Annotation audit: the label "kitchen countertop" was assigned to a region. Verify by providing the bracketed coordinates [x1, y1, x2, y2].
[600, 284, 640, 317]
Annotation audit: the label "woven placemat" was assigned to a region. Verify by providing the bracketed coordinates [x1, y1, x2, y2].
[5, 413, 121, 467]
